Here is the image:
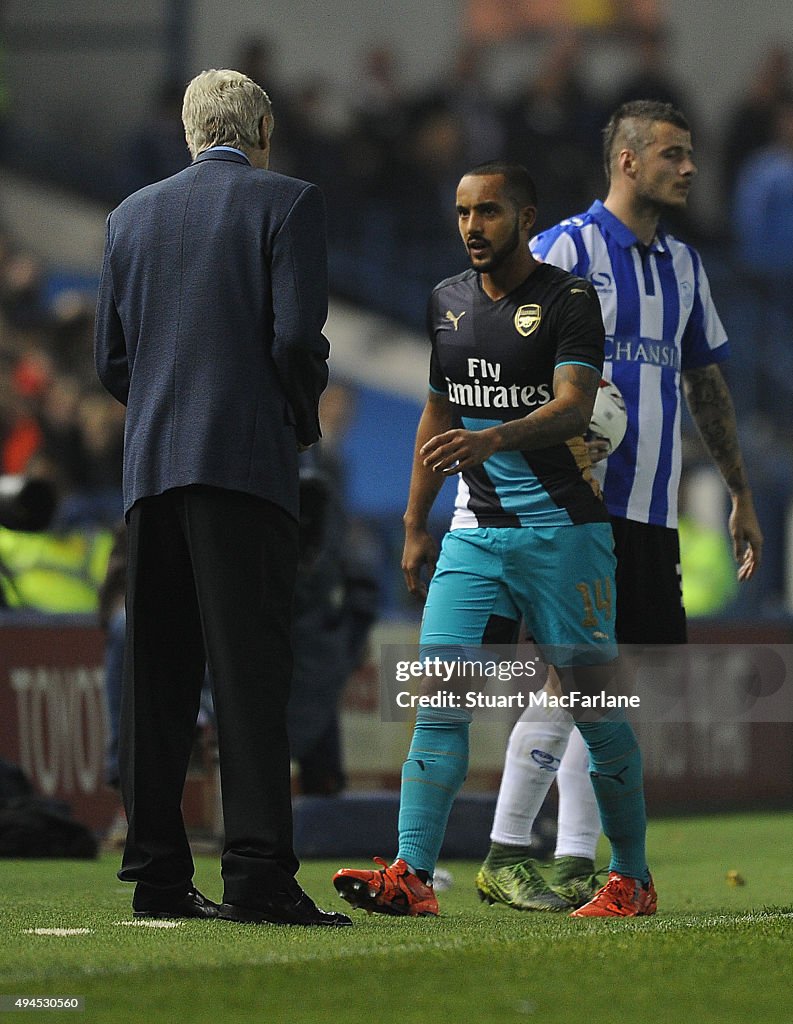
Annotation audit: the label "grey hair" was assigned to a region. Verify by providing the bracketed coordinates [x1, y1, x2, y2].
[182, 69, 273, 158]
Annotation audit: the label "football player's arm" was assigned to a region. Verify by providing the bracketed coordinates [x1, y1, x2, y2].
[682, 363, 763, 580]
[402, 390, 453, 599]
[421, 363, 600, 474]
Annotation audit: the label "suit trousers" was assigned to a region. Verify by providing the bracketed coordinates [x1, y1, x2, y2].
[118, 485, 300, 905]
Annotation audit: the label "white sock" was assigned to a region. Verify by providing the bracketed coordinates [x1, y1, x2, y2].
[554, 724, 601, 861]
[490, 707, 574, 846]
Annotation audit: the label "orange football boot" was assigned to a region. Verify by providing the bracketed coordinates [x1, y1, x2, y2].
[570, 871, 657, 918]
[333, 857, 439, 917]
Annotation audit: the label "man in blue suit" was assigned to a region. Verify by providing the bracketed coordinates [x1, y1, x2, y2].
[95, 68, 349, 926]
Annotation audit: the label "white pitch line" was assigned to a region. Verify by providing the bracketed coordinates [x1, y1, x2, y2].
[24, 928, 93, 936]
[10, 909, 793, 983]
[114, 920, 182, 929]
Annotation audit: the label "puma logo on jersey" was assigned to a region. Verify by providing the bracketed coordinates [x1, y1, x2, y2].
[445, 309, 466, 331]
[571, 287, 590, 295]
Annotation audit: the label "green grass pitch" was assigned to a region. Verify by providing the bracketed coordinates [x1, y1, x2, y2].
[0, 812, 791, 1024]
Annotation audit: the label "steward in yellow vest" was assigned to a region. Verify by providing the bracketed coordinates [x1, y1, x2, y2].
[0, 527, 114, 613]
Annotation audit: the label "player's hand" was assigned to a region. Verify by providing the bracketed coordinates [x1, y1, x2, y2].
[586, 435, 610, 465]
[421, 427, 498, 474]
[729, 491, 763, 582]
[402, 526, 438, 600]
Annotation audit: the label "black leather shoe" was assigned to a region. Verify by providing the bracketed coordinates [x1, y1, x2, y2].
[133, 887, 220, 919]
[218, 886, 352, 927]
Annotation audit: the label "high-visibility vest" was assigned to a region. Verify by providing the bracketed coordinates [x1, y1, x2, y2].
[678, 516, 738, 618]
[0, 527, 114, 613]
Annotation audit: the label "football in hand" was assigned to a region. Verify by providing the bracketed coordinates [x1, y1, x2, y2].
[587, 378, 627, 454]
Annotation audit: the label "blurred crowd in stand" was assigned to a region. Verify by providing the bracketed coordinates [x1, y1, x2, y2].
[0, 29, 792, 620]
[0, 221, 122, 613]
[130, 33, 792, 344]
[0, 227, 123, 524]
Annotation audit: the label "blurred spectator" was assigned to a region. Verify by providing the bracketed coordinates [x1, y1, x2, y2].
[1, 350, 51, 475]
[0, 343, 122, 526]
[418, 42, 506, 167]
[678, 513, 738, 617]
[371, 100, 466, 319]
[332, 44, 412, 266]
[78, 392, 124, 492]
[117, 79, 191, 199]
[397, 100, 465, 237]
[722, 46, 793, 200]
[733, 98, 793, 279]
[288, 382, 379, 795]
[678, 468, 739, 617]
[0, 215, 123, 522]
[282, 77, 351, 219]
[317, 382, 381, 660]
[611, 27, 689, 113]
[234, 35, 276, 84]
[0, 242, 48, 331]
[350, 44, 408, 149]
[36, 372, 89, 493]
[3, 362, 87, 493]
[0, 517, 113, 612]
[47, 290, 97, 378]
[731, 98, 793, 414]
[233, 35, 297, 173]
[502, 33, 602, 230]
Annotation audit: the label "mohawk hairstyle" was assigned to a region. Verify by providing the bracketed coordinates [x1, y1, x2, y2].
[602, 101, 690, 184]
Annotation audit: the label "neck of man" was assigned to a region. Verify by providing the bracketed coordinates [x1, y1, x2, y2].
[480, 250, 539, 301]
[603, 191, 661, 247]
[246, 144, 270, 170]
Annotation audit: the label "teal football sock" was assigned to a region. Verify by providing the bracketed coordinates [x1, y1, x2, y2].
[397, 708, 472, 875]
[575, 716, 649, 883]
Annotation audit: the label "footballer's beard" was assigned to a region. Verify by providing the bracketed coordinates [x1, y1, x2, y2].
[468, 220, 522, 274]
[636, 180, 690, 217]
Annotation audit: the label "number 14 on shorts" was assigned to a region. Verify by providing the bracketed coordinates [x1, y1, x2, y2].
[576, 577, 613, 627]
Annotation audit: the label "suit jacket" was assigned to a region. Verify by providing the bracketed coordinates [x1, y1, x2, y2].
[94, 148, 330, 519]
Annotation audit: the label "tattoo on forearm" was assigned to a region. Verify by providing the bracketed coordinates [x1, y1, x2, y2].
[546, 363, 600, 438]
[499, 363, 599, 450]
[534, 405, 588, 443]
[555, 363, 601, 402]
[683, 366, 748, 493]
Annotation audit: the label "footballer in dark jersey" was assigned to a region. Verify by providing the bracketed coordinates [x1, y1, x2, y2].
[332, 164, 653, 924]
[428, 263, 609, 528]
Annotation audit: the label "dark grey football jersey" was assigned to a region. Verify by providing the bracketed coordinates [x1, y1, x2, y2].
[427, 263, 608, 528]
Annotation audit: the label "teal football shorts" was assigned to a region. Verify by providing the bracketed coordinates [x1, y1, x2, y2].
[419, 524, 617, 667]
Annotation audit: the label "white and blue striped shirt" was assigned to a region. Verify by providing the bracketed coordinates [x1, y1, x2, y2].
[531, 200, 729, 529]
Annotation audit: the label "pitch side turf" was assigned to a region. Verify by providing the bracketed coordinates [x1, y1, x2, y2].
[0, 812, 791, 1024]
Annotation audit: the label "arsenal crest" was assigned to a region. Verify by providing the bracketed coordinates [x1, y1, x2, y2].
[514, 304, 542, 337]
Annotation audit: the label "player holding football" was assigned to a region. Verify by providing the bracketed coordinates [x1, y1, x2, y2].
[333, 162, 658, 919]
[475, 101, 763, 915]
